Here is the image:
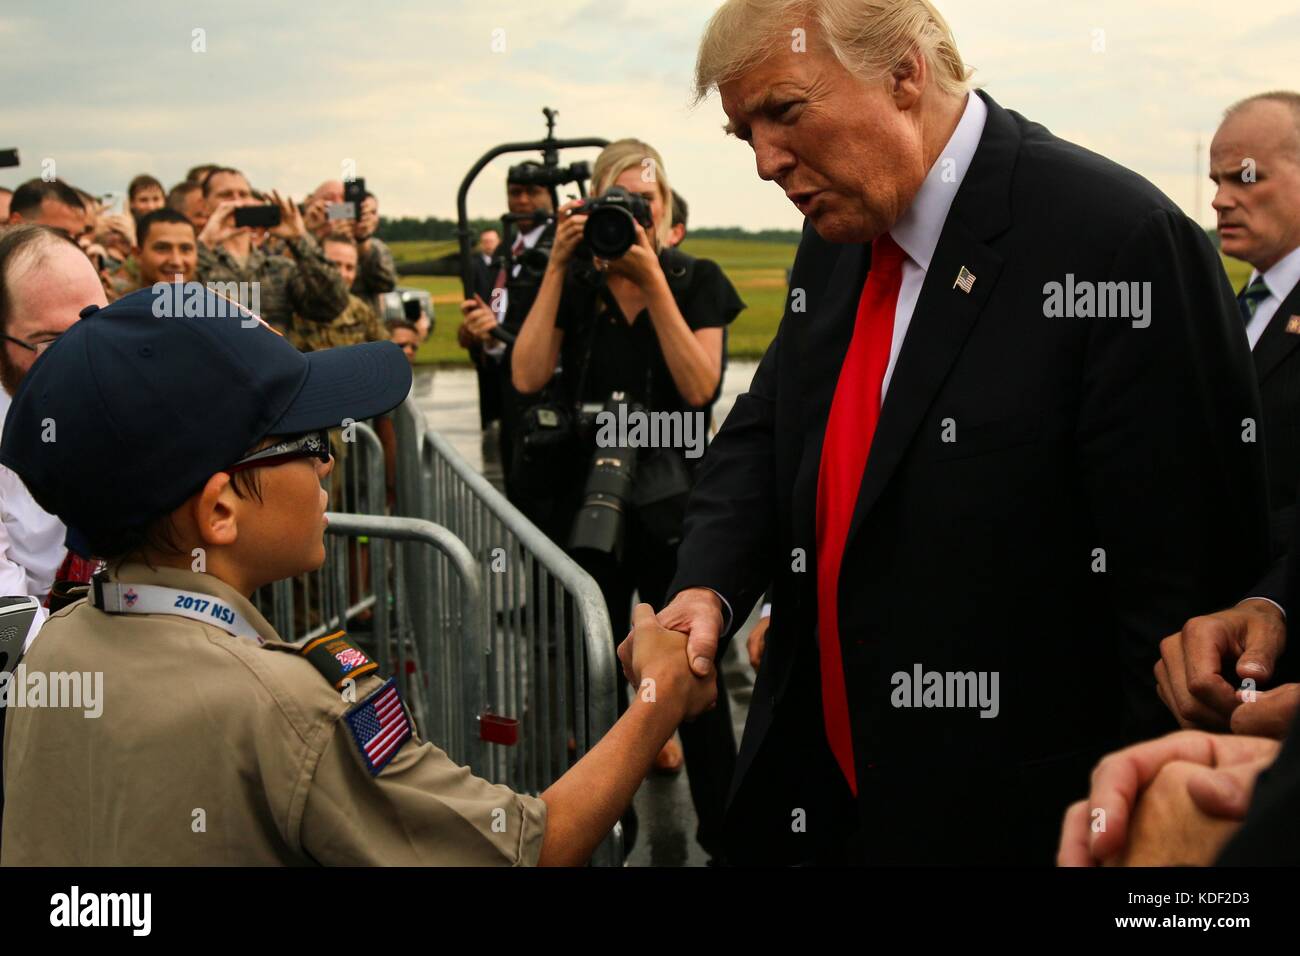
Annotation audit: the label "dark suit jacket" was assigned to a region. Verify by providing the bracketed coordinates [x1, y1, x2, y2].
[1218, 708, 1300, 864]
[668, 91, 1271, 865]
[1251, 275, 1300, 554]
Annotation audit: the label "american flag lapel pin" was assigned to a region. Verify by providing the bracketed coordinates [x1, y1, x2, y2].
[954, 266, 976, 294]
[1287, 315, 1300, 336]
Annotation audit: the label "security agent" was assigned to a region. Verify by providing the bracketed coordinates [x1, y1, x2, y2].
[0, 285, 714, 866]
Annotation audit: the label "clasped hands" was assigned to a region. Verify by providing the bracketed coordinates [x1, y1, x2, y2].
[620, 592, 722, 722]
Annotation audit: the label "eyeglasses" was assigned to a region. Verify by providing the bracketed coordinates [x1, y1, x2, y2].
[226, 430, 332, 473]
[2, 333, 62, 355]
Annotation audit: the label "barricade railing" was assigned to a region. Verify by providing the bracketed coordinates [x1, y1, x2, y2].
[393, 395, 623, 867]
[322, 512, 485, 773]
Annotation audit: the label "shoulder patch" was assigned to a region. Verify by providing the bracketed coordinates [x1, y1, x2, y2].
[344, 677, 412, 775]
[300, 630, 378, 690]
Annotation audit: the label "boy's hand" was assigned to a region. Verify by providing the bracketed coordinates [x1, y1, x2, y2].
[629, 603, 716, 719]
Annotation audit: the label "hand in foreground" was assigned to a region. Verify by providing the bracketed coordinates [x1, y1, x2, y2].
[1057, 730, 1280, 866]
[1154, 600, 1286, 731]
[619, 587, 724, 689]
[627, 603, 716, 720]
[1113, 759, 1258, 866]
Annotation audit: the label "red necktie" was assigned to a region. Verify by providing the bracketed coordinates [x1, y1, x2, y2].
[814, 233, 906, 796]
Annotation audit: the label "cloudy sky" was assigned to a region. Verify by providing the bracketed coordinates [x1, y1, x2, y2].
[1, 0, 1295, 231]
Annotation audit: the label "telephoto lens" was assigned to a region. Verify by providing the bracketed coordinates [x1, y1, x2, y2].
[569, 394, 642, 561]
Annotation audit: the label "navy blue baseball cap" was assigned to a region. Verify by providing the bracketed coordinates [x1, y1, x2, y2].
[0, 284, 412, 548]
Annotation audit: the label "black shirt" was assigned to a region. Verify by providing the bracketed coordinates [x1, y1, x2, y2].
[554, 251, 745, 414]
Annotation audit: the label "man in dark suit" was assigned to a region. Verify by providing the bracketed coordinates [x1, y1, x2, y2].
[1152, 93, 1300, 741]
[618, 1, 1269, 865]
[458, 174, 555, 463]
[1212, 92, 1300, 553]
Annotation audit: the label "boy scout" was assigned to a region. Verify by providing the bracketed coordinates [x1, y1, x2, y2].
[0, 285, 714, 865]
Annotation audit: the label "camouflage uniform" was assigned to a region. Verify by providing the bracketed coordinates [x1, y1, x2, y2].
[196, 235, 347, 333]
[287, 294, 390, 512]
[287, 293, 388, 353]
[353, 237, 398, 315]
[101, 256, 141, 303]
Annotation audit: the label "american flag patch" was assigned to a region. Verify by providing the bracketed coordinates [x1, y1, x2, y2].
[344, 677, 412, 775]
[954, 266, 976, 294]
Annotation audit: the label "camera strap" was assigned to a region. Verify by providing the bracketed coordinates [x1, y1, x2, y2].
[569, 276, 616, 405]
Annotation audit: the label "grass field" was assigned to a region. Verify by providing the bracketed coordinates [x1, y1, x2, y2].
[390, 238, 1256, 367]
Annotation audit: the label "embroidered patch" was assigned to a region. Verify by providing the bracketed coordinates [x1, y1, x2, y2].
[344, 677, 412, 775]
[300, 630, 378, 690]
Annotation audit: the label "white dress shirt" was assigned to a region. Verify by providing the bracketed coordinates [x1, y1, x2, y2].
[485, 221, 548, 359]
[0, 388, 68, 602]
[1244, 244, 1300, 350]
[885, 91, 988, 400]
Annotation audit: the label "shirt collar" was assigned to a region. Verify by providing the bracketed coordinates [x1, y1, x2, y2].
[1250, 244, 1300, 302]
[107, 560, 281, 645]
[520, 222, 547, 249]
[890, 91, 989, 272]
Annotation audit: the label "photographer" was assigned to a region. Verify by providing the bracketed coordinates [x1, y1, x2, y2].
[510, 138, 744, 862]
[460, 165, 557, 482]
[196, 168, 347, 332]
[303, 179, 397, 316]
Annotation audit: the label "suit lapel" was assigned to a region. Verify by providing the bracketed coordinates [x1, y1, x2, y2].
[843, 91, 1018, 550]
[1252, 280, 1300, 384]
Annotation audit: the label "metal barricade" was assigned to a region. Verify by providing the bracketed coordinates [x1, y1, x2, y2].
[393, 395, 623, 866]
[322, 513, 485, 772]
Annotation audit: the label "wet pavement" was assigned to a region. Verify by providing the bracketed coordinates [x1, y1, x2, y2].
[411, 361, 762, 867]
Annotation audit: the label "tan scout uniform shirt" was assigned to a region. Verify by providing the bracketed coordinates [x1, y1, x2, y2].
[0, 562, 545, 866]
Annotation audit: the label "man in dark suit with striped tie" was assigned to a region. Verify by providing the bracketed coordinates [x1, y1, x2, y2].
[1212, 92, 1300, 552]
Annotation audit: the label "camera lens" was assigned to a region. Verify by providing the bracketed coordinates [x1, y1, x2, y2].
[585, 207, 635, 259]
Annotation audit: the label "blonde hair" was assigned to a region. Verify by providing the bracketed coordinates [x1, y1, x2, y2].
[694, 0, 972, 105]
[590, 138, 674, 251]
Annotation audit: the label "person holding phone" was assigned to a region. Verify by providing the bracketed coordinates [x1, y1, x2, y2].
[302, 178, 397, 316]
[195, 167, 347, 332]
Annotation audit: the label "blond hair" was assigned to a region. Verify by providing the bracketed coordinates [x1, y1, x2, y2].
[694, 0, 971, 105]
[590, 138, 674, 251]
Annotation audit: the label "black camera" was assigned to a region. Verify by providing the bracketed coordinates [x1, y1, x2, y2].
[577, 186, 653, 260]
[568, 393, 641, 562]
[507, 159, 591, 191]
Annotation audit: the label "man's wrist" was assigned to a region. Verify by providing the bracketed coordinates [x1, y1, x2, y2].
[1239, 596, 1286, 620]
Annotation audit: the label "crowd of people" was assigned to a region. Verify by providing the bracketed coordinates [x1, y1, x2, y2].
[3, 0, 1300, 873]
[0, 166, 435, 601]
